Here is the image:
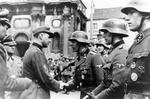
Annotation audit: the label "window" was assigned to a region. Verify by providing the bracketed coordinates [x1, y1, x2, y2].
[52, 32, 60, 52]
[13, 18, 31, 29]
[93, 23, 98, 29]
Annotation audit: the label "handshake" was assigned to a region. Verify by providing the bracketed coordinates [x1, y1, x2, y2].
[59, 81, 69, 90]
[82, 92, 95, 99]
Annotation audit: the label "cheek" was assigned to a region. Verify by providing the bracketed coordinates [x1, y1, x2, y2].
[71, 43, 78, 51]
[0, 28, 6, 35]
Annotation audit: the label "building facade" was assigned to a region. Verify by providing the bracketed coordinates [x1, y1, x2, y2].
[0, 0, 87, 58]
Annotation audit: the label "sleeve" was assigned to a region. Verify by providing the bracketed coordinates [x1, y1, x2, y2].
[111, 51, 127, 75]
[4, 77, 32, 91]
[32, 52, 60, 92]
[95, 67, 130, 99]
[112, 51, 127, 67]
[92, 51, 129, 98]
[0, 46, 31, 91]
[95, 81, 119, 99]
[92, 55, 105, 84]
[0, 47, 8, 90]
[91, 81, 107, 96]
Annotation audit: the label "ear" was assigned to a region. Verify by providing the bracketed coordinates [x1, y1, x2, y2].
[38, 33, 43, 40]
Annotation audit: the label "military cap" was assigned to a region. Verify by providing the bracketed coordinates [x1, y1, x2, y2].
[32, 26, 54, 38]
[0, 8, 9, 17]
[0, 18, 11, 29]
[0, 8, 10, 28]
[2, 35, 16, 46]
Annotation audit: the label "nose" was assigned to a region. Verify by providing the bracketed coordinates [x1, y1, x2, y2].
[123, 15, 130, 22]
[69, 41, 73, 46]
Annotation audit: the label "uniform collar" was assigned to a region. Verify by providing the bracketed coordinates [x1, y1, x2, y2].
[113, 40, 124, 49]
[32, 42, 42, 50]
[135, 28, 150, 43]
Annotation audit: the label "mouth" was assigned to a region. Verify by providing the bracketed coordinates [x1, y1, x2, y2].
[128, 23, 132, 27]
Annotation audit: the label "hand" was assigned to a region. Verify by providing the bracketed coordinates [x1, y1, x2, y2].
[82, 92, 95, 99]
[82, 95, 89, 99]
[59, 81, 69, 89]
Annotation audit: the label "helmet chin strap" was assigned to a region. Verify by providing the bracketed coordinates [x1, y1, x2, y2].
[137, 16, 145, 32]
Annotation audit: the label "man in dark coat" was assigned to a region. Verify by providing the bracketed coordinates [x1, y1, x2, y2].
[85, 0, 150, 99]
[121, 0, 150, 98]
[22, 26, 67, 99]
[64, 31, 105, 98]
[83, 18, 129, 99]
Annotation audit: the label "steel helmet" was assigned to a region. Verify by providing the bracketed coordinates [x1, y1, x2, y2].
[121, 0, 150, 15]
[69, 31, 89, 44]
[100, 18, 129, 37]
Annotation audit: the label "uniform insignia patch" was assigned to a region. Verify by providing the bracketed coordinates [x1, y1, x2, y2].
[136, 32, 144, 43]
[138, 66, 145, 74]
[96, 64, 102, 68]
[116, 63, 124, 68]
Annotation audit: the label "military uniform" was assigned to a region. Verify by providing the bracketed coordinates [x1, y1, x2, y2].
[91, 40, 128, 99]
[0, 43, 31, 99]
[65, 49, 105, 98]
[23, 42, 60, 94]
[124, 28, 150, 97]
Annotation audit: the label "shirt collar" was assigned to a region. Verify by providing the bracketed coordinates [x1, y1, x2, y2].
[32, 42, 42, 50]
[113, 40, 124, 49]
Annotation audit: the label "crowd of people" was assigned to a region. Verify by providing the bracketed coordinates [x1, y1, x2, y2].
[0, 0, 150, 99]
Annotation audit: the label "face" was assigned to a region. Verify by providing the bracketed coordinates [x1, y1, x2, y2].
[0, 23, 7, 40]
[40, 33, 51, 48]
[124, 9, 143, 31]
[103, 32, 112, 45]
[69, 40, 79, 52]
[96, 45, 104, 53]
[5, 45, 15, 55]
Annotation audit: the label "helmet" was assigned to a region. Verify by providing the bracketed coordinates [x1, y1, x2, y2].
[0, 8, 10, 28]
[99, 18, 129, 37]
[121, 0, 150, 14]
[69, 31, 89, 44]
[0, 18, 11, 29]
[0, 8, 9, 18]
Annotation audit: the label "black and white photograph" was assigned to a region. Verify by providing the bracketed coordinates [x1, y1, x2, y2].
[0, 0, 150, 99]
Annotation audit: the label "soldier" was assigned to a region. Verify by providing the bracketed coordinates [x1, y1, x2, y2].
[83, 18, 129, 99]
[2, 35, 23, 77]
[22, 26, 68, 99]
[0, 14, 32, 99]
[121, 0, 150, 98]
[95, 41, 110, 62]
[64, 31, 105, 98]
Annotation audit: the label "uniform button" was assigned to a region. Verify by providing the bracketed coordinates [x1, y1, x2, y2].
[131, 72, 138, 81]
[130, 62, 136, 68]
